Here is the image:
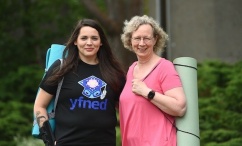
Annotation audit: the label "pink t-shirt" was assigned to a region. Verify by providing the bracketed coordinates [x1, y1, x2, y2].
[119, 58, 182, 146]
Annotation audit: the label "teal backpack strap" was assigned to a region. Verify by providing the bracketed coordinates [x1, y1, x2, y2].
[48, 59, 64, 119]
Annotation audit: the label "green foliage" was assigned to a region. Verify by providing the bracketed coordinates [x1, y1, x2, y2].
[197, 60, 231, 97]
[0, 65, 43, 102]
[116, 126, 122, 146]
[0, 0, 90, 78]
[0, 101, 33, 146]
[14, 136, 44, 146]
[198, 60, 242, 146]
[224, 61, 242, 113]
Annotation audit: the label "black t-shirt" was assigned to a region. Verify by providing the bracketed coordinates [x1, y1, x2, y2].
[40, 59, 125, 146]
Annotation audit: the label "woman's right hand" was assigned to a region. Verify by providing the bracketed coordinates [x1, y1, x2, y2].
[34, 88, 53, 127]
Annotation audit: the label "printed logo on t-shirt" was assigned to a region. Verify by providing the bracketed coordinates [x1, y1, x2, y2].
[78, 75, 107, 99]
[69, 75, 108, 110]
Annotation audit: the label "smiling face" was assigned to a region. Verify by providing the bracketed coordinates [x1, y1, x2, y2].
[74, 26, 102, 64]
[131, 24, 157, 58]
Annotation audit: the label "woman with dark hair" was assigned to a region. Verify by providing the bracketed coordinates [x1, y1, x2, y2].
[34, 19, 126, 146]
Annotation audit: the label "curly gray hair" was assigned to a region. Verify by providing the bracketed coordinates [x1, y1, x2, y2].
[121, 15, 168, 52]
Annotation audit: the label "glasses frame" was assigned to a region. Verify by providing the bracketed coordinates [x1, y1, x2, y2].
[131, 36, 154, 44]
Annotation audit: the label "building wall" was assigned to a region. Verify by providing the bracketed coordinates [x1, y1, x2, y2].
[149, 0, 242, 63]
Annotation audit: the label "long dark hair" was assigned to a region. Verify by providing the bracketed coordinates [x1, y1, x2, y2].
[47, 19, 125, 93]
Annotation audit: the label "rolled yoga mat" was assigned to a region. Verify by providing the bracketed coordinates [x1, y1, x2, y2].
[173, 57, 200, 146]
[32, 44, 65, 138]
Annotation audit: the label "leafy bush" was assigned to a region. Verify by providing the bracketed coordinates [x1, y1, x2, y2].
[14, 136, 44, 146]
[198, 60, 242, 146]
[0, 65, 43, 102]
[0, 64, 42, 146]
[0, 101, 33, 146]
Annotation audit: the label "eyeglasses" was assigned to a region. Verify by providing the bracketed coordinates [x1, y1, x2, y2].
[132, 37, 153, 44]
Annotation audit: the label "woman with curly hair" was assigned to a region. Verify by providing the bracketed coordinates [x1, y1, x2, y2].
[119, 15, 187, 146]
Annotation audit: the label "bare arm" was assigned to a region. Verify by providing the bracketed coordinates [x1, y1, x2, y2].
[149, 87, 186, 116]
[131, 79, 187, 117]
[34, 88, 54, 127]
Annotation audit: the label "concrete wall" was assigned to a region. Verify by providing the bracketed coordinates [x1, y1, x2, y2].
[168, 0, 242, 63]
[148, 0, 242, 63]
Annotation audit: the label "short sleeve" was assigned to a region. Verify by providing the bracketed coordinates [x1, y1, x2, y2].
[39, 59, 61, 95]
[159, 60, 182, 92]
